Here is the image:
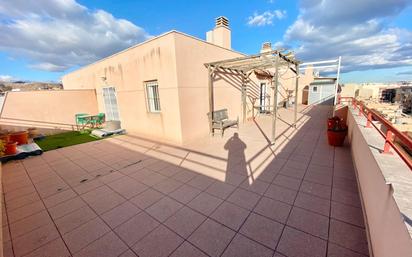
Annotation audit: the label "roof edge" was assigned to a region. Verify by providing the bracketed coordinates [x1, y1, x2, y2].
[63, 30, 246, 78]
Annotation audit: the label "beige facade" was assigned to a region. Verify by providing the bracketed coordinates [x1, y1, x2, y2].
[0, 90, 98, 131]
[62, 20, 315, 144]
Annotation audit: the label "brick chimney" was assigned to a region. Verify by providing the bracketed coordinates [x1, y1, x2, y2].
[206, 16, 231, 49]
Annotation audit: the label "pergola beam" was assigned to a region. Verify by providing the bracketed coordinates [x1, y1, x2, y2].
[272, 54, 280, 143]
[294, 63, 299, 126]
[205, 50, 301, 144]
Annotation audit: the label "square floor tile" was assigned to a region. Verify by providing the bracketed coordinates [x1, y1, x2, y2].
[23, 238, 70, 257]
[114, 211, 160, 247]
[164, 206, 206, 238]
[73, 232, 128, 257]
[73, 179, 104, 195]
[133, 225, 183, 257]
[239, 213, 283, 250]
[253, 196, 291, 224]
[80, 185, 113, 203]
[169, 184, 201, 204]
[87, 192, 126, 214]
[227, 188, 260, 210]
[171, 169, 197, 183]
[169, 241, 208, 257]
[108, 177, 148, 199]
[286, 207, 329, 239]
[188, 218, 235, 257]
[187, 175, 215, 190]
[10, 210, 52, 239]
[140, 173, 167, 187]
[119, 250, 138, 257]
[221, 233, 274, 257]
[152, 179, 183, 194]
[129, 188, 163, 209]
[63, 217, 111, 254]
[101, 201, 141, 228]
[205, 181, 236, 199]
[277, 226, 327, 257]
[329, 219, 369, 255]
[331, 201, 364, 227]
[55, 206, 97, 235]
[5, 192, 40, 212]
[239, 179, 270, 195]
[210, 201, 250, 231]
[146, 197, 183, 222]
[272, 175, 301, 190]
[43, 189, 77, 208]
[327, 242, 368, 257]
[13, 223, 60, 257]
[294, 192, 330, 216]
[8, 201, 45, 224]
[299, 180, 331, 200]
[188, 192, 223, 216]
[332, 188, 362, 208]
[264, 184, 297, 204]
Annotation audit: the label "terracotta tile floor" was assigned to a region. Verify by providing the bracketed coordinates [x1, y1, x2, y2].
[2, 105, 369, 257]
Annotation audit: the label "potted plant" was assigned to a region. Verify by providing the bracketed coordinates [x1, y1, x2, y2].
[327, 116, 347, 146]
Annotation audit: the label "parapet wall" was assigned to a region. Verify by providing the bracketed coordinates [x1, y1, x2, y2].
[347, 106, 412, 257]
[0, 90, 98, 131]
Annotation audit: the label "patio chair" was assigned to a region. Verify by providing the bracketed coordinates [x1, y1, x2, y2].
[89, 113, 106, 128]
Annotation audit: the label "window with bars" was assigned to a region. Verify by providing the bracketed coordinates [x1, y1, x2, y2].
[145, 80, 161, 112]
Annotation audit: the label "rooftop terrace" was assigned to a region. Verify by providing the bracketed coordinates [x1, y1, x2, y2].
[1, 105, 369, 257]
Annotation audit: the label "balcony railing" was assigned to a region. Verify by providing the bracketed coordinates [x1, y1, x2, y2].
[340, 96, 412, 170]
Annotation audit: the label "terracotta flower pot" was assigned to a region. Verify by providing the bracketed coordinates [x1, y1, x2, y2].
[327, 129, 347, 147]
[5, 141, 17, 155]
[10, 131, 29, 145]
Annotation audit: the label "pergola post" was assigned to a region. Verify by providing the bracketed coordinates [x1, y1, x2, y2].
[271, 54, 279, 143]
[294, 63, 299, 126]
[208, 66, 214, 134]
[241, 73, 247, 123]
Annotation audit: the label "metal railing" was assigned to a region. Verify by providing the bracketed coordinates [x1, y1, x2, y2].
[339, 96, 412, 170]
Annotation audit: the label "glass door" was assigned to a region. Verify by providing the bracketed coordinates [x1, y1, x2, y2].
[102, 87, 120, 121]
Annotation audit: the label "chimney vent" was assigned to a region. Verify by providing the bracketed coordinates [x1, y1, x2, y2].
[215, 16, 229, 28]
[261, 42, 272, 53]
[206, 16, 231, 49]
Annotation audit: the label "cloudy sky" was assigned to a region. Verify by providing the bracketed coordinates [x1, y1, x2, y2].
[0, 0, 411, 82]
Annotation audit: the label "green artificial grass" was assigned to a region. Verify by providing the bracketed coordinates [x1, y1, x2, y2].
[35, 131, 100, 151]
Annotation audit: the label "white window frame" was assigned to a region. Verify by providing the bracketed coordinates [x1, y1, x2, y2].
[313, 86, 318, 92]
[102, 86, 120, 121]
[145, 80, 161, 113]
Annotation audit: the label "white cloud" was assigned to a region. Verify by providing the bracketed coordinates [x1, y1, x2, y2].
[0, 75, 16, 82]
[247, 10, 287, 26]
[0, 0, 151, 72]
[282, 0, 412, 73]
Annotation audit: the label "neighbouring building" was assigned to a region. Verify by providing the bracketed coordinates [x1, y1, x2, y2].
[62, 17, 315, 144]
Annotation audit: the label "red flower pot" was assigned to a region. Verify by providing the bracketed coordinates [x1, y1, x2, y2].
[5, 141, 17, 155]
[327, 130, 347, 146]
[10, 131, 29, 145]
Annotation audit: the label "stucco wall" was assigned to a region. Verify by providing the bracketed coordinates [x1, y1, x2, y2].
[347, 108, 412, 257]
[0, 90, 98, 130]
[173, 32, 245, 143]
[63, 30, 315, 144]
[62, 32, 183, 143]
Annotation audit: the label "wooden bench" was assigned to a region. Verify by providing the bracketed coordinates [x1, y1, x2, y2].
[207, 109, 239, 136]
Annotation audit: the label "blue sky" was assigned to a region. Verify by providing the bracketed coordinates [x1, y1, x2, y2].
[0, 0, 411, 83]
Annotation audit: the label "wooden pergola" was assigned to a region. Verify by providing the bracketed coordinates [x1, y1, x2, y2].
[205, 50, 301, 144]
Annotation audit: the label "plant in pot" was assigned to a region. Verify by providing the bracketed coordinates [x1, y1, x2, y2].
[327, 116, 347, 147]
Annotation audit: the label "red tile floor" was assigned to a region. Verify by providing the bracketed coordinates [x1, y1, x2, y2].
[2, 105, 369, 257]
